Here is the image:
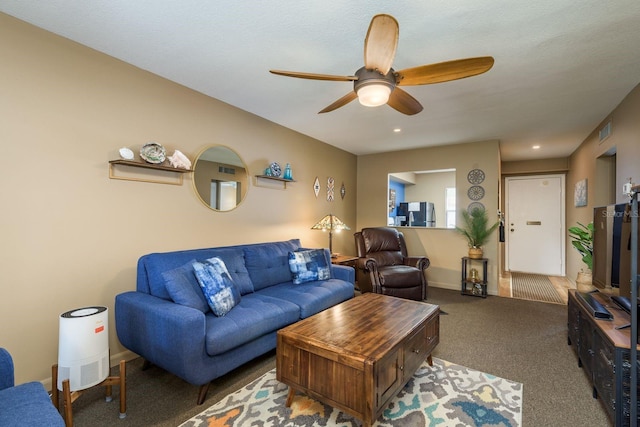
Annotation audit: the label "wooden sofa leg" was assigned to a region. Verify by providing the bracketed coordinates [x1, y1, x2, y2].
[197, 383, 211, 405]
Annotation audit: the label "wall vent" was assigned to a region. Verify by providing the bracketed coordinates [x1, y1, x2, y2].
[599, 120, 612, 143]
[218, 166, 236, 175]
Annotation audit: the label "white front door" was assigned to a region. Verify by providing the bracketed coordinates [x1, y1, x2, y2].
[506, 175, 565, 275]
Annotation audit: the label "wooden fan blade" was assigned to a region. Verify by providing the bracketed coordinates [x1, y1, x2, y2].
[364, 14, 399, 75]
[387, 88, 423, 115]
[319, 91, 358, 114]
[396, 56, 495, 86]
[270, 70, 357, 81]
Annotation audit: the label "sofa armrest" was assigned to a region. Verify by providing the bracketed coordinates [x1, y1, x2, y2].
[115, 292, 207, 379]
[0, 348, 15, 390]
[405, 256, 430, 270]
[331, 264, 355, 284]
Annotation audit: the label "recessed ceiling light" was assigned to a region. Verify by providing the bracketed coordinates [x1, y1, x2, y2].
[393, 128, 402, 133]
[532, 145, 540, 150]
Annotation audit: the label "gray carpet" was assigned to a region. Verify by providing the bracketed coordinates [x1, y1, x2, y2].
[68, 288, 610, 427]
[511, 272, 565, 304]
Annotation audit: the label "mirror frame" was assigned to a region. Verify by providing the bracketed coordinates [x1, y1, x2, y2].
[192, 145, 249, 212]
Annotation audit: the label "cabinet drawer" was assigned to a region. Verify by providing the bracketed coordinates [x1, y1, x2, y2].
[404, 325, 430, 377]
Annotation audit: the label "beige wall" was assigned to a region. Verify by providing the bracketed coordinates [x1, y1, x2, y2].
[357, 140, 501, 293]
[566, 84, 640, 282]
[0, 14, 356, 384]
[501, 158, 569, 175]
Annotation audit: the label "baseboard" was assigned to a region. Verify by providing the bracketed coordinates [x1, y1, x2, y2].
[430, 282, 498, 296]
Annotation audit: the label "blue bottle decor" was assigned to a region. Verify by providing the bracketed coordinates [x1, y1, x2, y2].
[283, 163, 293, 180]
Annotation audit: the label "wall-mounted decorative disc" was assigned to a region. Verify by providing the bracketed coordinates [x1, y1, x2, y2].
[467, 169, 485, 184]
[313, 177, 320, 198]
[467, 185, 485, 201]
[340, 182, 346, 200]
[467, 202, 485, 213]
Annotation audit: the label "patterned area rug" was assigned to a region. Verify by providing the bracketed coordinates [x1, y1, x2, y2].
[181, 358, 522, 427]
[511, 272, 564, 304]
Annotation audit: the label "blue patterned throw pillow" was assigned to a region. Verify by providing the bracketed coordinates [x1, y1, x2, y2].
[192, 257, 241, 316]
[288, 249, 331, 285]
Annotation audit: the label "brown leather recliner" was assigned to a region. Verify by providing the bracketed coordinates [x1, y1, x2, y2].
[354, 227, 430, 301]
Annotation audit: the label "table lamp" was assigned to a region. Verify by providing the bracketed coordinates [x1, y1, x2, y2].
[311, 213, 350, 257]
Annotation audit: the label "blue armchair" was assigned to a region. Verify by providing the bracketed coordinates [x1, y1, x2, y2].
[0, 348, 65, 426]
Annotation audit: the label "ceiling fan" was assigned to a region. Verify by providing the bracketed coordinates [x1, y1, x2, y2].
[270, 14, 494, 115]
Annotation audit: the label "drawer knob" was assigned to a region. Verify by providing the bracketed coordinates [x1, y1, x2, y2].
[413, 349, 420, 354]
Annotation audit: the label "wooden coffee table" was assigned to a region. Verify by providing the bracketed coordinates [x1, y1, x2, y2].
[276, 293, 440, 427]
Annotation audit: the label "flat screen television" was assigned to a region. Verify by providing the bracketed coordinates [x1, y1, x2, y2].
[593, 203, 640, 299]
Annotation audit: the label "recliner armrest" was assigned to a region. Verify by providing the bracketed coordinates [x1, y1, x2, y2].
[356, 257, 378, 272]
[404, 256, 430, 270]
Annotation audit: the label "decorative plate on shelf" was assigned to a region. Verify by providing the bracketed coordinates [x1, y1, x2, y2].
[467, 169, 485, 184]
[119, 147, 134, 160]
[140, 142, 166, 164]
[269, 162, 282, 177]
[467, 185, 485, 201]
[467, 202, 485, 213]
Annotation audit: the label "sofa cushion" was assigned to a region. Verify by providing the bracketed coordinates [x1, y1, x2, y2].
[289, 249, 331, 284]
[193, 258, 242, 317]
[138, 246, 254, 299]
[258, 278, 354, 319]
[206, 247, 253, 295]
[163, 260, 209, 313]
[204, 293, 300, 356]
[244, 239, 301, 290]
[0, 382, 65, 426]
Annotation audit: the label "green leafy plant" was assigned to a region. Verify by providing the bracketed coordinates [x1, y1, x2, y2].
[568, 221, 593, 271]
[455, 207, 499, 248]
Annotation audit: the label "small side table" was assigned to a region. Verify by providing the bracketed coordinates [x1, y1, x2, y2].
[461, 257, 488, 298]
[331, 255, 358, 267]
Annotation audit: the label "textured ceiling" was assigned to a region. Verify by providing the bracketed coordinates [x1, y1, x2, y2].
[2, 1, 640, 161]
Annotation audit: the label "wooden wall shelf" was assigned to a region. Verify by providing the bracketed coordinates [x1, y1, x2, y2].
[109, 159, 192, 185]
[254, 175, 296, 189]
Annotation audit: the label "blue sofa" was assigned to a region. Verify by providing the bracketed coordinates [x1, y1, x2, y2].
[115, 239, 354, 403]
[0, 348, 65, 426]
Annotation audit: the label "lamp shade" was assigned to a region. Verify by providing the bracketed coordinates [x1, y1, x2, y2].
[311, 214, 350, 232]
[311, 214, 350, 255]
[57, 306, 109, 392]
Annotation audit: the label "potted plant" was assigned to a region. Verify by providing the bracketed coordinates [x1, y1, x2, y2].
[455, 207, 499, 259]
[568, 221, 594, 291]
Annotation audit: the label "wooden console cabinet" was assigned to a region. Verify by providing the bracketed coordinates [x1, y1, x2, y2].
[567, 290, 640, 426]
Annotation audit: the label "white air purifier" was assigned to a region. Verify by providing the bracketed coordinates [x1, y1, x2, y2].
[57, 306, 109, 392]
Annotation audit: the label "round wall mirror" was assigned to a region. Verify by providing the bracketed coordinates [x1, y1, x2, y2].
[192, 145, 249, 211]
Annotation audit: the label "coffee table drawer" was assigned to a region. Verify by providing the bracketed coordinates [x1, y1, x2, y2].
[404, 312, 439, 380]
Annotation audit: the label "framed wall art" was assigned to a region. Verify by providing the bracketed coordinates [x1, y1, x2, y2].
[574, 178, 587, 207]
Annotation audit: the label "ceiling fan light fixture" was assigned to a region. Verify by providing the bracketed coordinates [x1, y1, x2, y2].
[357, 84, 391, 107]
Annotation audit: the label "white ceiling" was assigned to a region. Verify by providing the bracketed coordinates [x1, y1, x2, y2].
[2, 1, 640, 161]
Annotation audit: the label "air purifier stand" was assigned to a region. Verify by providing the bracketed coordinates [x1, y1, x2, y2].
[52, 360, 126, 426]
